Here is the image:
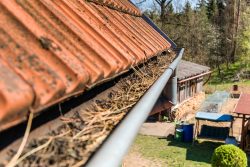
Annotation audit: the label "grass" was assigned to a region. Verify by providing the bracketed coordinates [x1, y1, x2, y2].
[210, 62, 244, 84]
[209, 61, 250, 84]
[132, 135, 223, 167]
[204, 80, 250, 94]
[203, 60, 250, 93]
[127, 62, 250, 167]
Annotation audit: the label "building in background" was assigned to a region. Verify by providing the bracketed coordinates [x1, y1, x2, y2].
[177, 60, 211, 103]
[149, 60, 211, 120]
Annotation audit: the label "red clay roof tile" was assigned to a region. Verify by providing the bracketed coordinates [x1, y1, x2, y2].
[234, 94, 250, 115]
[0, 57, 34, 130]
[89, 0, 142, 16]
[0, 0, 171, 130]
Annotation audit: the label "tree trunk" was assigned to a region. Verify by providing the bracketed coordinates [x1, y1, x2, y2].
[160, 2, 166, 21]
[231, 0, 241, 63]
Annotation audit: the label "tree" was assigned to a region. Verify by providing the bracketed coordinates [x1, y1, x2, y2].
[141, 0, 248, 81]
[232, 0, 241, 63]
[154, 0, 173, 26]
[183, 1, 192, 23]
[237, 1, 250, 71]
[197, 0, 207, 8]
[207, 0, 219, 23]
[184, 1, 192, 14]
[167, 2, 174, 14]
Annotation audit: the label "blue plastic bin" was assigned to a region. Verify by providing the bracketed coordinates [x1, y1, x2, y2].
[183, 124, 194, 142]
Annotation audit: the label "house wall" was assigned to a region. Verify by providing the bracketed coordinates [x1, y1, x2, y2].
[177, 77, 204, 103]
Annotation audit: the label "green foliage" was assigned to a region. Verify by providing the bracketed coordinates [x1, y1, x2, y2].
[183, 1, 192, 14]
[143, 1, 249, 81]
[210, 60, 250, 84]
[211, 144, 247, 167]
[207, 0, 218, 21]
[198, 0, 207, 8]
[167, 3, 174, 14]
[238, 6, 250, 70]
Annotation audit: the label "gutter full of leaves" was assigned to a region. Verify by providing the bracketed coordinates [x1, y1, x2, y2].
[4, 49, 181, 167]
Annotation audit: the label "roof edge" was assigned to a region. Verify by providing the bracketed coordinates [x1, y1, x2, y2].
[128, 0, 177, 48]
[142, 15, 177, 49]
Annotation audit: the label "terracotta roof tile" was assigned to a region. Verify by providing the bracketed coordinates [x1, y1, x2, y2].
[0, 0, 171, 130]
[88, 0, 142, 16]
[234, 94, 250, 115]
[0, 57, 34, 130]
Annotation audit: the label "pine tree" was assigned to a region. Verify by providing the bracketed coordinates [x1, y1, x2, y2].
[197, 0, 207, 9]
[183, 1, 192, 23]
[184, 1, 192, 14]
[154, 0, 173, 21]
[167, 2, 174, 14]
[207, 0, 218, 23]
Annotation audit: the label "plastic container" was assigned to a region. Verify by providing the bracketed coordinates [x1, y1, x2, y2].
[183, 124, 194, 142]
[233, 85, 238, 91]
[175, 129, 183, 141]
[175, 122, 183, 130]
[225, 136, 238, 146]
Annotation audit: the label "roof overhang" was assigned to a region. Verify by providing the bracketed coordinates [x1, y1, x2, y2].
[178, 71, 212, 84]
[234, 94, 250, 115]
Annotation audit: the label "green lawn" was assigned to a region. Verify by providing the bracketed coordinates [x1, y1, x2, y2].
[132, 135, 223, 167]
[204, 80, 250, 94]
[203, 59, 250, 94]
[210, 61, 249, 84]
[129, 62, 250, 167]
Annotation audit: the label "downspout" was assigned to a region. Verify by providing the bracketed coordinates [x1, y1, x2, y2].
[163, 69, 178, 105]
[86, 48, 184, 167]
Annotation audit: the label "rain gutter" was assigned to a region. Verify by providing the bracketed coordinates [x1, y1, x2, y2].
[86, 48, 184, 167]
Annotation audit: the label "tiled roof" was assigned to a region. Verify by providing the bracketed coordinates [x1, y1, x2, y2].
[0, 0, 171, 130]
[177, 60, 210, 80]
[234, 94, 250, 115]
[88, 0, 142, 16]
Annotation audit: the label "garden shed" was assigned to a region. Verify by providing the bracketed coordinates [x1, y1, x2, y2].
[177, 60, 211, 103]
[234, 94, 250, 151]
[149, 60, 211, 120]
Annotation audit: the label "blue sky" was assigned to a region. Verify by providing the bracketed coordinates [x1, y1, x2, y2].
[131, 0, 199, 12]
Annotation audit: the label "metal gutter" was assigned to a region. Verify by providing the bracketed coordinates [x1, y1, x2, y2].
[86, 48, 184, 167]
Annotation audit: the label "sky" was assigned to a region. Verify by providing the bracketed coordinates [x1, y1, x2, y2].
[131, 0, 199, 12]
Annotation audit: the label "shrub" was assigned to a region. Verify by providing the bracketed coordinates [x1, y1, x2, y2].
[211, 144, 247, 167]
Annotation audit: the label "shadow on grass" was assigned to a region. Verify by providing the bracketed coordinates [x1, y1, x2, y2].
[163, 135, 223, 164]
